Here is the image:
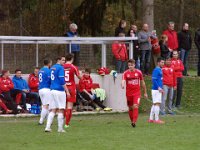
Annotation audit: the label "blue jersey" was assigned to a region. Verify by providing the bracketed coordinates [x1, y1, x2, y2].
[152, 67, 163, 90]
[50, 64, 65, 91]
[38, 67, 51, 90]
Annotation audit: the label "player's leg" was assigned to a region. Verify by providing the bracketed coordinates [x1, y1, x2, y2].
[168, 87, 175, 114]
[45, 90, 57, 132]
[127, 96, 134, 125]
[57, 91, 66, 132]
[153, 90, 164, 123]
[132, 96, 141, 127]
[149, 90, 156, 122]
[160, 85, 168, 115]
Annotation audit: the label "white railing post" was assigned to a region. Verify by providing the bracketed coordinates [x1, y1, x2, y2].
[1, 42, 4, 70]
[69, 42, 72, 53]
[101, 44, 106, 67]
[129, 41, 133, 59]
[36, 42, 39, 67]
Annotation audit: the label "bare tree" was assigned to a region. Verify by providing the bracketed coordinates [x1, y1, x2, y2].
[142, 0, 154, 30]
[179, 0, 184, 30]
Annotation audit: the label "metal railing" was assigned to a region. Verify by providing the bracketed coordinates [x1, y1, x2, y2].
[0, 36, 138, 70]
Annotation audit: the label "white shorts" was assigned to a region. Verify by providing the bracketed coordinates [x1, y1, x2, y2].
[49, 90, 66, 109]
[39, 88, 52, 105]
[152, 90, 162, 104]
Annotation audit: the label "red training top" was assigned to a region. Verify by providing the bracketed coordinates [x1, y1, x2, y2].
[79, 75, 93, 92]
[0, 77, 14, 93]
[122, 69, 143, 96]
[28, 73, 39, 92]
[162, 65, 177, 87]
[171, 58, 184, 78]
[112, 42, 128, 61]
[163, 29, 178, 50]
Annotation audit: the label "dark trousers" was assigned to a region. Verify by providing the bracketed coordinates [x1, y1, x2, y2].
[180, 48, 190, 75]
[140, 50, 151, 74]
[198, 49, 200, 76]
[173, 77, 183, 107]
[80, 92, 106, 109]
[116, 60, 127, 73]
[1, 91, 18, 114]
[72, 51, 80, 66]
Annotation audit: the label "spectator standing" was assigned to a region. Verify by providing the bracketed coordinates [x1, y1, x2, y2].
[12, 69, 40, 110]
[159, 34, 170, 59]
[115, 20, 126, 36]
[112, 32, 128, 73]
[163, 21, 178, 51]
[194, 28, 200, 76]
[0, 70, 18, 114]
[65, 23, 80, 66]
[127, 25, 140, 69]
[178, 23, 192, 76]
[171, 51, 184, 109]
[138, 23, 156, 75]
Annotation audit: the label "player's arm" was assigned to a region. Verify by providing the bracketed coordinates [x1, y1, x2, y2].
[121, 73, 126, 89]
[141, 80, 148, 98]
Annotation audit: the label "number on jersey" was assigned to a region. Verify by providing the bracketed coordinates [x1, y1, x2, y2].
[39, 73, 43, 82]
[51, 70, 55, 80]
[65, 70, 70, 82]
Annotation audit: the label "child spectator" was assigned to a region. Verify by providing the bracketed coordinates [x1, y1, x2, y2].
[79, 68, 112, 111]
[159, 34, 170, 59]
[112, 32, 128, 73]
[0, 70, 18, 114]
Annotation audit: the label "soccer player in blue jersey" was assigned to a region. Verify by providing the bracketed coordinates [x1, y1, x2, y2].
[38, 59, 52, 125]
[45, 57, 70, 133]
[148, 57, 165, 124]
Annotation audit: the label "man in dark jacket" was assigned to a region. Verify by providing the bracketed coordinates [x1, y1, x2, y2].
[194, 28, 200, 76]
[178, 23, 192, 76]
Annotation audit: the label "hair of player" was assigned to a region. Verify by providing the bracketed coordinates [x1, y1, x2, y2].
[15, 68, 22, 73]
[34, 67, 40, 70]
[43, 59, 51, 65]
[65, 53, 74, 61]
[127, 59, 135, 64]
[165, 56, 171, 60]
[85, 68, 91, 74]
[168, 21, 175, 25]
[157, 57, 165, 63]
[55, 57, 62, 62]
[1, 70, 8, 76]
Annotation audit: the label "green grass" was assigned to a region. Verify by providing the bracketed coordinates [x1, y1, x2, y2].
[0, 113, 200, 150]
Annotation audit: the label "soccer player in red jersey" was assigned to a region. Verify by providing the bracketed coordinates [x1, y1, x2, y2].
[121, 59, 148, 127]
[63, 53, 81, 128]
[161, 57, 177, 115]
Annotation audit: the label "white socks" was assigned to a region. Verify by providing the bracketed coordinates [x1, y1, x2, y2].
[39, 107, 49, 124]
[57, 113, 64, 131]
[154, 105, 160, 121]
[149, 105, 160, 121]
[149, 105, 155, 120]
[46, 111, 55, 129]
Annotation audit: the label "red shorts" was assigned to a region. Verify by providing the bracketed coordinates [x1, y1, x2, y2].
[66, 85, 76, 103]
[126, 95, 141, 107]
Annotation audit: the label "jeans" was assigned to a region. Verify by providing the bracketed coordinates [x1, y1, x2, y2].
[173, 77, 183, 107]
[116, 60, 127, 73]
[198, 48, 200, 76]
[161, 85, 174, 112]
[140, 50, 151, 74]
[180, 48, 190, 75]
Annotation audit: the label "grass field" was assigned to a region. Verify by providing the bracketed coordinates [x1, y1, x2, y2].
[0, 113, 200, 150]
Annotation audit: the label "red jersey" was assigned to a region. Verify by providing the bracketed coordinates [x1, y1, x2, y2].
[171, 58, 184, 78]
[63, 63, 79, 86]
[122, 69, 143, 96]
[162, 65, 176, 87]
[28, 73, 39, 92]
[79, 75, 93, 92]
[0, 77, 14, 93]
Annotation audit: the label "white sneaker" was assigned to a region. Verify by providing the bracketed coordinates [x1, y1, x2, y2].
[45, 128, 52, 132]
[58, 129, 66, 133]
[17, 105, 22, 110]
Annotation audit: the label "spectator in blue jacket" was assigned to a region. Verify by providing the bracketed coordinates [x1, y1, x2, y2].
[12, 69, 40, 111]
[65, 23, 80, 66]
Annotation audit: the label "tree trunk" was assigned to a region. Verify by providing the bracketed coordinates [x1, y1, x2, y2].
[179, 0, 184, 30]
[142, 0, 154, 31]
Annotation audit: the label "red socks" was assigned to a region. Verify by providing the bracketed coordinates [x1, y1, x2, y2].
[133, 108, 139, 123]
[16, 93, 22, 105]
[65, 109, 72, 125]
[0, 100, 8, 111]
[128, 110, 133, 122]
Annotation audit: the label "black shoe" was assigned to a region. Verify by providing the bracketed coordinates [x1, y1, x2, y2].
[131, 123, 136, 128]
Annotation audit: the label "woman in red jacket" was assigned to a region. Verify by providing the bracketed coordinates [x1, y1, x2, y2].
[0, 70, 18, 114]
[112, 32, 128, 73]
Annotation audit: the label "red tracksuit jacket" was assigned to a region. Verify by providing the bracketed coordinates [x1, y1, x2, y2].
[79, 75, 93, 92]
[162, 65, 177, 87]
[112, 42, 128, 61]
[0, 77, 14, 93]
[163, 29, 179, 50]
[28, 73, 39, 92]
[171, 58, 184, 78]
